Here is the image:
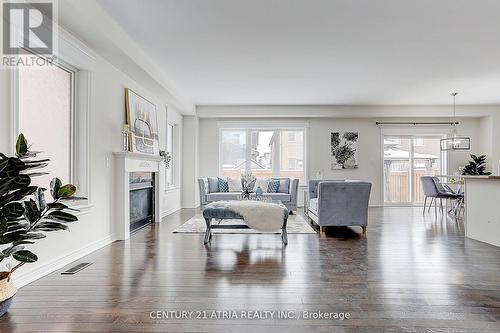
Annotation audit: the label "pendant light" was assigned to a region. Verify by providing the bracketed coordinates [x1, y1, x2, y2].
[440, 92, 471, 151]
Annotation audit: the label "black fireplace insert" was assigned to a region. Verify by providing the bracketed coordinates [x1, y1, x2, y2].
[129, 172, 154, 232]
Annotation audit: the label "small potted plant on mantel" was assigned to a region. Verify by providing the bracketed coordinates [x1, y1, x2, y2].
[0, 134, 83, 317]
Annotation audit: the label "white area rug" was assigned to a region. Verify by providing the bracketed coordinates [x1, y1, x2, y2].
[173, 214, 316, 234]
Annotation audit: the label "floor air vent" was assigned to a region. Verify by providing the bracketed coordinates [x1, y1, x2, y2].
[61, 262, 92, 275]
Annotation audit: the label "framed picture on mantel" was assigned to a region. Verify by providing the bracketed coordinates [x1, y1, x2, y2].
[125, 88, 159, 155]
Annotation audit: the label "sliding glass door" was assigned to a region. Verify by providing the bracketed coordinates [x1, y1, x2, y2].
[384, 136, 444, 205]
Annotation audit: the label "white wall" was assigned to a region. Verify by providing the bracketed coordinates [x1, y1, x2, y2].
[197, 115, 482, 206]
[182, 116, 200, 208]
[0, 31, 185, 286]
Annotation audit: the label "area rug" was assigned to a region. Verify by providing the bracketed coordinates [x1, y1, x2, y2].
[173, 214, 317, 234]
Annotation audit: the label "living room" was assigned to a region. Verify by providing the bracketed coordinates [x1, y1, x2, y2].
[1, 1, 499, 332]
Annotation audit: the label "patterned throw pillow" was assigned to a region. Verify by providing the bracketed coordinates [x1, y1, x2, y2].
[217, 177, 229, 192]
[267, 179, 280, 193]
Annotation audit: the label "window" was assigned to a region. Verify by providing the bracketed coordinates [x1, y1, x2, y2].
[221, 130, 247, 178]
[12, 29, 95, 205]
[220, 128, 306, 183]
[280, 130, 304, 181]
[166, 123, 175, 187]
[250, 130, 273, 178]
[18, 59, 75, 188]
[414, 138, 424, 146]
[383, 135, 445, 205]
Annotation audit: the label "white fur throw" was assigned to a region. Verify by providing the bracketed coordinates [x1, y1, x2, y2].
[226, 201, 285, 232]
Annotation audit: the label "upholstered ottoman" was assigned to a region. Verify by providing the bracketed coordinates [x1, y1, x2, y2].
[202, 201, 289, 245]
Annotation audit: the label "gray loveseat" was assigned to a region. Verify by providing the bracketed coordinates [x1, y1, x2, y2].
[308, 180, 372, 234]
[198, 177, 299, 212]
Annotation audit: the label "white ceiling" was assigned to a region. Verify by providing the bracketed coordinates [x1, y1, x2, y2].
[97, 0, 500, 106]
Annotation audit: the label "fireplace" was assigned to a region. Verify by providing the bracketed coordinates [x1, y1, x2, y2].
[113, 152, 162, 240]
[129, 172, 154, 232]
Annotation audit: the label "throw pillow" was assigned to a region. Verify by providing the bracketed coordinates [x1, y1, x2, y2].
[208, 177, 219, 193]
[274, 178, 290, 193]
[227, 177, 243, 192]
[217, 177, 229, 192]
[268, 179, 280, 193]
[254, 178, 270, 193]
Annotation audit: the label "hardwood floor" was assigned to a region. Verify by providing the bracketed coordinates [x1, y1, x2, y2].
[1, 207, 499, 332]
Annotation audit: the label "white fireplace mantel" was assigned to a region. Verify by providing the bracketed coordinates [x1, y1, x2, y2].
[113, 152, 162, 240]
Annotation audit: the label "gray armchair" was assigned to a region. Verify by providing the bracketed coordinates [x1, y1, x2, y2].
[308, 180, 372, 235]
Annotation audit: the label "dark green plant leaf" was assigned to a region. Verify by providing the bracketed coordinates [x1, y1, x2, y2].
[19, 232, 46, 240]
[24, 199, 41, 224]
[47, 202, 68, 210]
[13, 174, 31, 188]
[60, 196, 87, 201]
[0, 186, 37, 208]
[58, 184, 76, 198]
[34, 188, 46, 211]
[13, 240, 35, 245]
[0, 158, 8, 173]
[50, 178, 62, 200]
[13, 249, 38, 263]
[46, 210, 78, 222]
[0, 177, 16, 196]
[23, 162, 48, 170]
[24, 172, 49, 177]
[18, 152, 42, 160]
[34, 221, 69, 231]
[2, 202, 25, 219]
[0, 158, 26, 178]
[16, 133, 29, 157]
[0, 221, 7, 233]
[0, 229, 26, 244]
[24, 159, 50, 164]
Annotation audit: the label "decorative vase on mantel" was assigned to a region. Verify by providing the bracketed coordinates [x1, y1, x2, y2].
[0, 272, 17, 317]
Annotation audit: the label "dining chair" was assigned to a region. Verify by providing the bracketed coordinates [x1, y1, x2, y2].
[420, 176, 439, 215]
[432, 177, 463, 218]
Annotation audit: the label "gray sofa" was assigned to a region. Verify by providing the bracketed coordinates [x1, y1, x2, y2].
[308, 180, 372, 234]
[198, 177, 299, 212]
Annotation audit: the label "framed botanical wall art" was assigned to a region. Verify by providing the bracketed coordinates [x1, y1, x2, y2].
[331, 132, 359, 169]
[125, 88, 159, 155]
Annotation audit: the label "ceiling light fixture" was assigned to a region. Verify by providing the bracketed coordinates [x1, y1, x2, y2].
[440, 92, 471, 151]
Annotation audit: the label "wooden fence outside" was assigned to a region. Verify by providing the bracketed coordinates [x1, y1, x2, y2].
[387, 169, 428, 203]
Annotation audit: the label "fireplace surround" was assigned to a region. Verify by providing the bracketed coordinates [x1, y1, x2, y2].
[113, 152, 162, 240]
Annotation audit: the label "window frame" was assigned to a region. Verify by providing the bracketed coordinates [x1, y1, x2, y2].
[218, 124, 308, 184]
[9, 28, 96, 208]
[165, 122, 175, 189]
[380, 127, 449, 207]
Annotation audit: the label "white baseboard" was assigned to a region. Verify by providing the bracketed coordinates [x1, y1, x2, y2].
[181, 203, 200, 209]
[13, 234, 114, 288]
[161, 206, 181, 218]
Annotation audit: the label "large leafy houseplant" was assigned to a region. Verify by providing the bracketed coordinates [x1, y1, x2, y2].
[461, 154, 492, 176]
[0, 134, 83, 316]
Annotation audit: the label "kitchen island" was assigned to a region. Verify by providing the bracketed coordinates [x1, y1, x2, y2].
[464, 176, 500, 247]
